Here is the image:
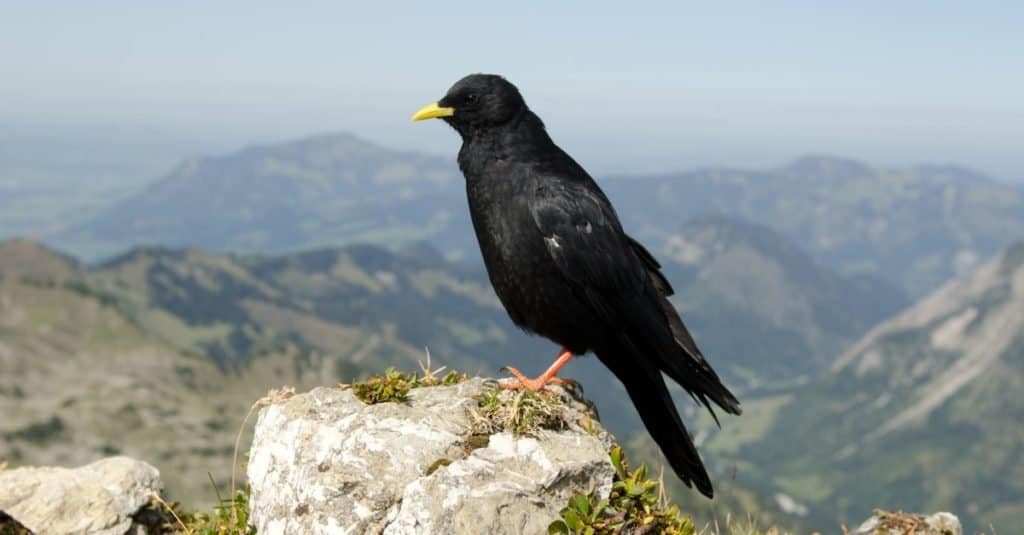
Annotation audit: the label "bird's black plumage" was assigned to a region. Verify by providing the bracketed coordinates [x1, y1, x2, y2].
[415, 74, 741, 497]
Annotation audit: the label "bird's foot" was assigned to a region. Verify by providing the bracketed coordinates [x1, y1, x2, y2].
[499, 366, 577, 392]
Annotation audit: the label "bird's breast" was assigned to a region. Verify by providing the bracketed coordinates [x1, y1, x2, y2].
[465, 176, 591, 348]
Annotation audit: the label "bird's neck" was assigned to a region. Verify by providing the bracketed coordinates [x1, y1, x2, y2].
[457, 109, 556, 178]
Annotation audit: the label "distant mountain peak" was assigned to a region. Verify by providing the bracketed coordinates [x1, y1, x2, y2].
[909, 163, 995, 184]
[96, 244, 193, 269]
[241, 131, 386, 157]
[63, 131, 462, 257]
[781, 155, 873, 180]
[669, 214, 811, 269]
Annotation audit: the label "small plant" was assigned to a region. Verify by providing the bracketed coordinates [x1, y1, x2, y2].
[548, 446, 695, 535]
[725, 518, 791, 535]
[473, 387, 567, 436]
[153, 487, 255, 534]
[178, 489, 254, 535]
[349, 367, 418, 404]
[345, 366, 469, 404]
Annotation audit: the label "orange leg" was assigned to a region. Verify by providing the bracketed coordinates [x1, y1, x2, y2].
[500, 348, 575, 391]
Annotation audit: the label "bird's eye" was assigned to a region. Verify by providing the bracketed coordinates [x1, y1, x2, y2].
[465, 93, 479, 104]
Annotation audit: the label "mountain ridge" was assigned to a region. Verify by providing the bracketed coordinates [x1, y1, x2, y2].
[55, 131, 1024, 299]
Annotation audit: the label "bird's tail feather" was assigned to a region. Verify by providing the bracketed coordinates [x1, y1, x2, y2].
[626, 284, 742, 422]
[659, 298, 742, 423]
[595, 345, 715, 498]
[626, 235, 741, 420]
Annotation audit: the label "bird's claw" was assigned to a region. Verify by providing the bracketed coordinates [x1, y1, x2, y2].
[499, 366, 576, 393]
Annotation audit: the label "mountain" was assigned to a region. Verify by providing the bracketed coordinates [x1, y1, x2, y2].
[686, 241, 1024, 531]
[86, 243, 537, 374]
[0, 242, 391, 507]
[59, 132, 1024, 298]
[54, 214, 913, 421]
[603, 156, 1024, 297]
[60, 133, 472, 261]
[0, 226, 905, 505]
[659, 215, 907, 385]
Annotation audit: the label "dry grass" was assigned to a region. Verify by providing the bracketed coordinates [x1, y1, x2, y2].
[703, 514, 796, 535]
[230, 386, 295, 524]
[472, 386, 568, 436]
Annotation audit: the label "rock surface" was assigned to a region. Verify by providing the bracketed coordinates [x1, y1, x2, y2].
[247, 378, 616, 534]
[850, 510, 962, 535]
[0, 456, 163, 535]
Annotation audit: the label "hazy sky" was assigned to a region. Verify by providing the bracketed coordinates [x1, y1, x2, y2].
[2, 1, 1022, 179]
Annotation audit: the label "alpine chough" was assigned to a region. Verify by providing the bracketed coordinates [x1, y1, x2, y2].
[412, 74, 741, 497]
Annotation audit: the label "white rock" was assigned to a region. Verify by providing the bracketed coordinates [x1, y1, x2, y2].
[0, 456, 163, 535]
[247, 378, 616, 535]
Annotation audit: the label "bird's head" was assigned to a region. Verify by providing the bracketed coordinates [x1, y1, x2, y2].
[412, 74, 526, 136]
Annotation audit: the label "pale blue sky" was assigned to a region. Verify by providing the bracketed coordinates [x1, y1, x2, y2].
[2, 1, 1022, 178]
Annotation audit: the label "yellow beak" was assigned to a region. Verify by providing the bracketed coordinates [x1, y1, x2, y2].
[411, 102, 455, 122]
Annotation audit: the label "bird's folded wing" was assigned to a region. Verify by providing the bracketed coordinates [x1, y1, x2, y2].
[527, 176, 645, 299]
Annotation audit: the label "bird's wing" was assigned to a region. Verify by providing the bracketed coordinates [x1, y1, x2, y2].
[626, 234, 674, 295]
[527, 176, 645, 299]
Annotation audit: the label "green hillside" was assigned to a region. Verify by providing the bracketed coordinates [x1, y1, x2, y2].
[683, 241, 1024, 531]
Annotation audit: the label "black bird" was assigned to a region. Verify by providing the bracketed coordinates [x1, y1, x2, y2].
[412, 74, 741, 497]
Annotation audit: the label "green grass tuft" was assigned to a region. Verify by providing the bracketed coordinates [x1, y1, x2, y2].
[155, 487, 255, 534]
[347, 366, 468, 404]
